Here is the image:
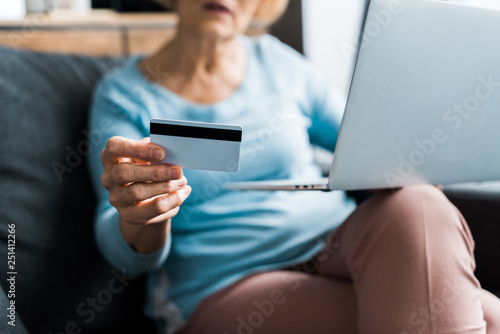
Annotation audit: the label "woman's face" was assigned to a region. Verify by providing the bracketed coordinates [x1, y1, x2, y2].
[177, 0, 261, 39]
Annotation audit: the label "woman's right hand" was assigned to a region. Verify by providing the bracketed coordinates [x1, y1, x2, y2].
[100, 136, 191, 253]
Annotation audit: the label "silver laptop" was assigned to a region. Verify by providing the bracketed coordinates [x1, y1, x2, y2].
[225, 0, 500, 191]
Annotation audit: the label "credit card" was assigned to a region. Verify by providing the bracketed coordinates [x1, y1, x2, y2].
[150, 118, 242, 173]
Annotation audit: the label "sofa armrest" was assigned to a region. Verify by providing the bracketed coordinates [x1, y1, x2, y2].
[444, 182, 500, 297]
[445, 182, 500, 201]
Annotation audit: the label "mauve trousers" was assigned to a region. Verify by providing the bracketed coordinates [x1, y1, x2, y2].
[178, 185, 500, 334]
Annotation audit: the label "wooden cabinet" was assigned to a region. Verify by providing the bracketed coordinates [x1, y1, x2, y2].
[0, 10, 267, 56]
[127, 28, 176, 55]
[0, 29, 123, 55]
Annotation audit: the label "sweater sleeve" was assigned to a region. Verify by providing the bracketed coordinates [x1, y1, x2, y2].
[252, 34, 344, 152]
[307, 75, 345, 152]
[87, 77, 171, 276]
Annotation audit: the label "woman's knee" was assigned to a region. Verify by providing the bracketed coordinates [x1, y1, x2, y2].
[380, 184, 449, 213]
[378, 184, 456, 224]
[340, 185, 459, 250]
[481, 289, 500, 333]
[368, 184, 472, 250]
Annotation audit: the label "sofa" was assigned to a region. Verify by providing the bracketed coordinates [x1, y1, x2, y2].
[0, 45, 498, 333]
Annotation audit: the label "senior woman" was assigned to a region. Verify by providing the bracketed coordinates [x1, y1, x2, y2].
[88, 0, 500, 333]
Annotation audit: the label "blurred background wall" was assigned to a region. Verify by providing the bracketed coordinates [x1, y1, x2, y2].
[302, 0, 366, 107]
[90, 0, 366, 106]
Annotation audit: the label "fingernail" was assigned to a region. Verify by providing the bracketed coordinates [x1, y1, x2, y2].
[182, 185, 192, 196]
[152, 149, 164, 160]
[175, 177, 187, 187]
[170, 168, 182, 179]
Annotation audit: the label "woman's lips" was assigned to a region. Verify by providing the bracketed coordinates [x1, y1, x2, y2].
[202, 1, 232, 16]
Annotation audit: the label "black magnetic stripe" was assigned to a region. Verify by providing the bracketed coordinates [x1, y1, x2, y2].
[151, 122, 242, 142]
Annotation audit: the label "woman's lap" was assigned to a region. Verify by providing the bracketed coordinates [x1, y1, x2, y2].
[178, 271, 358, 334]
[179, 185, 500, 334]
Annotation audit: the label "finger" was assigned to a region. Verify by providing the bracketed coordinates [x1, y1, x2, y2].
[110, 177, 188, 207]
[109, 163, 183, 186]
[101, 136, 165, 167]
[120, 186, 192, 225]
[132, 138, 152, 164]
[131, 159, 151, 165]
[145, 208, 180, 225]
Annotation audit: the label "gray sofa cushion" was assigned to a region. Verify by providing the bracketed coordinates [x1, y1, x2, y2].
[445, 181, 500, 201]
[0, 47, 154, 333]
[444, 182, 500, 296]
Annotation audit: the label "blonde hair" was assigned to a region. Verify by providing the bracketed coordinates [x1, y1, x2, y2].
[156, 0, 289, 26]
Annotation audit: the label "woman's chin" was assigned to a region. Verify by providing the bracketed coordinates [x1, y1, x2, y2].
[180, 18, 237, 40]
[198, 24, 238, 40]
